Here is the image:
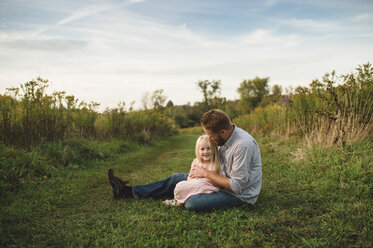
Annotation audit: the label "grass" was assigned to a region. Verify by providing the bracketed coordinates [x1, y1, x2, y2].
[1, 134, 372, 247]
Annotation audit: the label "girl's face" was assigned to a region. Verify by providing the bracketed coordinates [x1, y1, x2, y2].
[198, 139, 211, 162]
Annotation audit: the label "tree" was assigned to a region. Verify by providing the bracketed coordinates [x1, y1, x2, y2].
[166, 100, 174, 108]
[271, 84, 283, 98]
[196, 80, 222, 111]
[141, 92, 151, 110]
[259, 84, 284, 107]
[141, 89, 167, 110]
[237, 77, 270, 113]
[151, 89, 167, 109]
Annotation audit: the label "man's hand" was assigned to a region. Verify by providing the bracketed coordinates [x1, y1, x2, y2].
[190, 166, 233, 192]
[189, 166, 209, 179]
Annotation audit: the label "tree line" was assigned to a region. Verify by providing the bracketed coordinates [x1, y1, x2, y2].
[157, 77, 285, 128]
[0, 63, 371, 148]
[144, 63, 372, 146]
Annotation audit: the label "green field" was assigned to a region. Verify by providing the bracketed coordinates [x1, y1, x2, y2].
[1, 134, 372, 247]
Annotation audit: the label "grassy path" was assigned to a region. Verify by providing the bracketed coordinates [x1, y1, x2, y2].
[1, 135, 372, 247]
[1, 135, 199, 247]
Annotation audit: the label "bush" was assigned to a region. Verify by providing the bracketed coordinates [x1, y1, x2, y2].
[0, 78, 98, 147]
[234, 63, 373, 146]
[0, 78, 177, 148]
[99, 109, 177, 143]
[0, 144, 56, 195]
[234, 104, 287, 137]
[179, 126, 204, 135]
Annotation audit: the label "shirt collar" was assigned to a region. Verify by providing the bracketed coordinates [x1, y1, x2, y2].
[221, 125, 236, 149]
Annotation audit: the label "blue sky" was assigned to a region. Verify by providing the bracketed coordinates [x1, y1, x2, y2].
[1, 0, 372, 110]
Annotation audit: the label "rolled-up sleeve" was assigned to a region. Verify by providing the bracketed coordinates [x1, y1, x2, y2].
[228, 145, 252, 195]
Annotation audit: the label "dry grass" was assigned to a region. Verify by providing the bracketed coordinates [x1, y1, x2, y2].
[304, 100, 372, 147]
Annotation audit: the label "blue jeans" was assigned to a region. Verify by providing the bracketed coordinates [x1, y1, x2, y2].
[132, 173, 188, 199]
[132, 173, 243, 212]
[184, 191, 243, 212]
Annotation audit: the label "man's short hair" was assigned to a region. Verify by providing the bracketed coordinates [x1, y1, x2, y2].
[200, 109, 232, 133]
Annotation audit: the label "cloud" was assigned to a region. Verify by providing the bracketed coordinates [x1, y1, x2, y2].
[55, 0, 145, 26]
[351, 12, 373, 22]
[239, 29, 299, 48]
[264, 0, 278, 7]
[129, 0, 145, 3]
[0, 0, 372, 110]
[0, 38, 87, 51]
[279, 18, 342, 32]
[31, 0, 144, 36]
[56, 5, 111, 25]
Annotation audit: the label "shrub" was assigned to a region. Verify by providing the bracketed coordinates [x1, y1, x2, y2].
[234, 104, 287, 137]
[234, 63, 373, 146]
[0, 78, 99, 147]
[0, 144, 55, 195]
[0, 78, 177, 148]
[99, 109, 177, 143]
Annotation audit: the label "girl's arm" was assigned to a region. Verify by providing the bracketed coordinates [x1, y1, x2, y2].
[187, 159, 197, 181]
[189, 166, 232, 192]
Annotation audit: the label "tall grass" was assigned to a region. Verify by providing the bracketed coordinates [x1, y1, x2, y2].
[0, 78, 177, 147]
[235, 63, 373, 146]
[96, 108, 177, 143]
[0, 78, 177, 193]
[234, 104, 288, 137]
[0, 78, 98, 147]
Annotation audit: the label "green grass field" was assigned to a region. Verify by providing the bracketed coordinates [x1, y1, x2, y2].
[1, 134, 372, 247]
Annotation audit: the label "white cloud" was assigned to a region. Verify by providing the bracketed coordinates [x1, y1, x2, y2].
[239, 29, 300, 48]
[31, 0, 144, 36]
[351, 12, 373, 22]
[279, 18, 342, 32]
[56, 5, 111, 25]
[129, 0, 145, 3]
[0, 37, 87, 51]
[264, 0, 278, 7]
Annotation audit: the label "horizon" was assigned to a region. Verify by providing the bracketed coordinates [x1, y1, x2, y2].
[1, 0, 372, 110]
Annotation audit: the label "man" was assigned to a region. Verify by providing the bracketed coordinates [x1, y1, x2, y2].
[108, 109, 262, 212]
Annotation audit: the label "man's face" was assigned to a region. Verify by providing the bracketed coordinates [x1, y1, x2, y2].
[203, 127, 226, 146]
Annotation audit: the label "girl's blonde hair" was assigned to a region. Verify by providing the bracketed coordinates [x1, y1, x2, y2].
[195, 135, 221, 175]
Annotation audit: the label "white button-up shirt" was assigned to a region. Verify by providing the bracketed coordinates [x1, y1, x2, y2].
[219, 126, 262, 204]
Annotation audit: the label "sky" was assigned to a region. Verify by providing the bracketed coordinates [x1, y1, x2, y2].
[1, 0, 372, 110]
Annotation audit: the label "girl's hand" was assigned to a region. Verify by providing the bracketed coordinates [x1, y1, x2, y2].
[189, 166, 208, 179]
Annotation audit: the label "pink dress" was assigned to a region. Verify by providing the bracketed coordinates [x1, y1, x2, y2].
[174, 159, 220, 204]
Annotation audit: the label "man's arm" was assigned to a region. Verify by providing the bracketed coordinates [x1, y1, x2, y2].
[189, 166, 233, 192]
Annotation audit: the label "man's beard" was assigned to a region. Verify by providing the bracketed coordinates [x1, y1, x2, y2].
[214, 135, 226, 146]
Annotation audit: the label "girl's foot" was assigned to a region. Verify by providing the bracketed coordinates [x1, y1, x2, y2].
[163, 199, 181, 206]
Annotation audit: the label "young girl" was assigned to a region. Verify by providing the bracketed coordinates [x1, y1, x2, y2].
[164, 135, 221, 206]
